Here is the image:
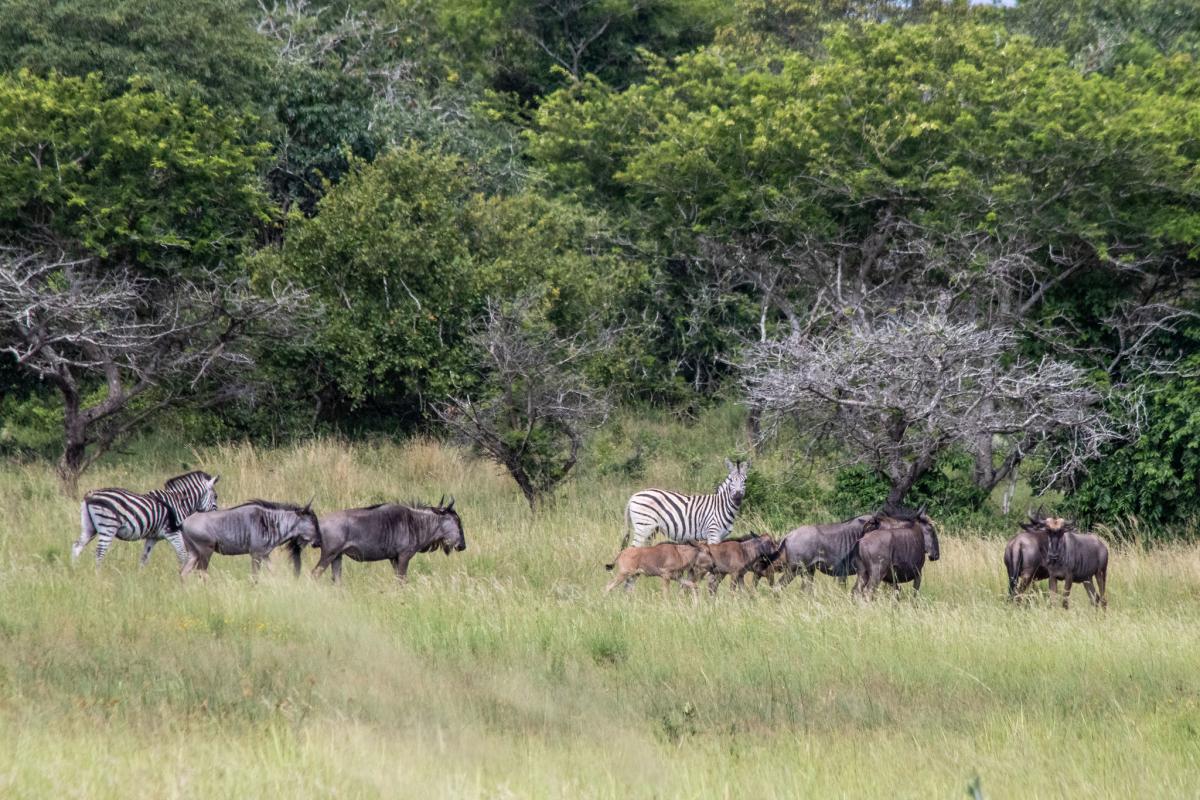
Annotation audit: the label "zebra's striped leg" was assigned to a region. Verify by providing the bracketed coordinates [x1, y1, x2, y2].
[163, 532, 188, 567]
[94, 533, 116, 565]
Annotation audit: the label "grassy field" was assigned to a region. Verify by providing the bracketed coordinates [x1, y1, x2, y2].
[2, 413, 1200, 798]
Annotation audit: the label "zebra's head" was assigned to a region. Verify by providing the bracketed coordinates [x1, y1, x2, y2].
[721, 459, 750, 506]
[199, 474, 220, 512]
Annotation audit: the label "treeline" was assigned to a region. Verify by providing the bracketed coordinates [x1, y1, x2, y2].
[1, 0, 1199, 529]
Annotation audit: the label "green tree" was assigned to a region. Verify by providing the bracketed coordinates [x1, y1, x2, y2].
[255, 145, 640, 424]
[0, 0, 272, 108]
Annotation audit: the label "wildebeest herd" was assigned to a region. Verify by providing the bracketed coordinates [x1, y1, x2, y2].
[72, 460, 1108, 607]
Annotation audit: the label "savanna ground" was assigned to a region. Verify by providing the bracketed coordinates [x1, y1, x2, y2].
[2, 410, 1199, 798]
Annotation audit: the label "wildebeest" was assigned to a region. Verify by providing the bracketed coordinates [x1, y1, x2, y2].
[852, 507, 940, 600]
[180, 499, 320, 578]
[698, 533, 778, 594]
[1040, 516, 1109, 609]
[604, 541, 714, 596]
[1004, 511, 1051, 601]
[311, 497, 466, 583]
[767, 514, 877, 590]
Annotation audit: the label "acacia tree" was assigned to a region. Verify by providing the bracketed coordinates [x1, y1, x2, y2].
[433, 298, 612, 511]
[0, 248, 309, 493]
[742, 309, 1123, 504]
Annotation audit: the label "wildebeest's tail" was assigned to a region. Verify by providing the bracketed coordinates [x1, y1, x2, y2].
[1006, 547, 1022, 597]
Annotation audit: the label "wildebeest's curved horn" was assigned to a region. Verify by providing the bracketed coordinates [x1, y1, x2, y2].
[438, 494, 446, 509]
[918, 504, 927, 516]
[303, 495, 314, 513]
[447, 495, 455, 510]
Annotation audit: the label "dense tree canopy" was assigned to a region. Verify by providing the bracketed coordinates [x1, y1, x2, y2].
[2, 0, 1200, 519]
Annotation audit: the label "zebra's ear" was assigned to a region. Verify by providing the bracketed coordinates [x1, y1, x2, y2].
[724, 458, 735, 472]
[210, 474, 220, 486]
[741, 459, 751, 473]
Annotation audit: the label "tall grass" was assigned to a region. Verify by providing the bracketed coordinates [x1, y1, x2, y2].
[1, 417, 1199, 798]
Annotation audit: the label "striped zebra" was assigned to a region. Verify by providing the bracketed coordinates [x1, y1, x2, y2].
[621, 459, 750, 550]
[72, 471, 219, 566]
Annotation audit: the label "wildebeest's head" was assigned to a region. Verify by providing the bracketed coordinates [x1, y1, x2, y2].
[433, 495, 466, 555]
[1042, 516, 1069, 562]
[917, 512, 940, 561]
[722, 459, 751, 506]
[293, 497, 322, 547]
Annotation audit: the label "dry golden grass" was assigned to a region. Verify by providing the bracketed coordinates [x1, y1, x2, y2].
[1, 425, 1199, 798]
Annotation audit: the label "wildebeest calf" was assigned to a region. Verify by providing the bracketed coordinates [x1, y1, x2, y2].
[698, 533, 778, 595]
[604, 542, 713, 596]
[312, 497, 466, 584]
[1040, 516, 1108, 609]
[852, 510, 940, 600]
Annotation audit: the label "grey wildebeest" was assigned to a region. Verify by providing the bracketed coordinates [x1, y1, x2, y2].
[767, 514, 877, 590]
[852, 507, 940, 600]
[604, 541, 714, 596]
[311, 497, 466, 583]
[180, 499, 320, 578]
[698, 534, 778, 594]
[1040, 516, 1109, 609]
[1004, 511, 1052, 602]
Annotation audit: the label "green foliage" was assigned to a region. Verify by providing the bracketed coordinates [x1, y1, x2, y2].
[438, 0, 733, 99]
[0, 0, 273, 108]
[828, 453, 988, 520]
[256, 145, 641, 421]
[0, 70, 272, 268]
[1067, 372, 1200, 535]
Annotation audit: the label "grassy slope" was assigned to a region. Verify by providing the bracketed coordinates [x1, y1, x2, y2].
[1, 412, 1199, 798]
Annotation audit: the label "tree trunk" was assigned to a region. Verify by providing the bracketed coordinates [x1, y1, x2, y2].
[56, 387, 87, 497]
[507, 463, 540, 512]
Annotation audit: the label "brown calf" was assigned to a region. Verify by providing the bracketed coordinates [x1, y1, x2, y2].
[604, 542, 714, 596]
[698, 534, 778, 595]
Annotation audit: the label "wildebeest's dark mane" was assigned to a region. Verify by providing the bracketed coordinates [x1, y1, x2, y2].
[234, 499, 312, 514]
[358, 500, 449, 513]
[877, 504, 923, 522]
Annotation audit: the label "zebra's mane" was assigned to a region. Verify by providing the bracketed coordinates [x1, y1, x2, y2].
[165, 470, 212, 487]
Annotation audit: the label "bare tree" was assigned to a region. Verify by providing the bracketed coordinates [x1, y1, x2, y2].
[433, 298, 612, 511]
[0, 248, 311, 494]
[742, 307, 1123, 504]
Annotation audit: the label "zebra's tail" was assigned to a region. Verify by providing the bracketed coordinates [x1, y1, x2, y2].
[606, 501, 635, 569]
[73, 500, 96, 562]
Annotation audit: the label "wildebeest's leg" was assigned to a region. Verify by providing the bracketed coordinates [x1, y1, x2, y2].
[912, 570, 922, 599]
[660, 576, 673, 597]
[311, 549, 338, 581]
[1096, 565, 1108, 609]
[1047, 576, 1058, 605]
[140, 538, 157, 567]
[331, 554, 343, 584]
[708, 573, 725, 596]
[391, 552, 414, 583]
[1014, 572, 1036, 603]
[604, 568, 629, 592]
[1061, 579, 1073, 610]
[1083, 579, 1100, 607]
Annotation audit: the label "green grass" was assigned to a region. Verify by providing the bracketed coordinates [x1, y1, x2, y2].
[1, 427, 1199, 798]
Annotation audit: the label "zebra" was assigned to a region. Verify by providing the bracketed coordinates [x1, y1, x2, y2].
[72, 471, 219, 566]
[621, 459, 750, 550]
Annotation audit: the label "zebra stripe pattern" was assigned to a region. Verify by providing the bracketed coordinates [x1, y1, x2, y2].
[623, 459, 750, 548]
[72, 471, 219, 566]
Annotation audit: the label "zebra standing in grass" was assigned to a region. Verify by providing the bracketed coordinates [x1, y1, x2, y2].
[72, 471, 219, 566]
[621, 459, 750, 550]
